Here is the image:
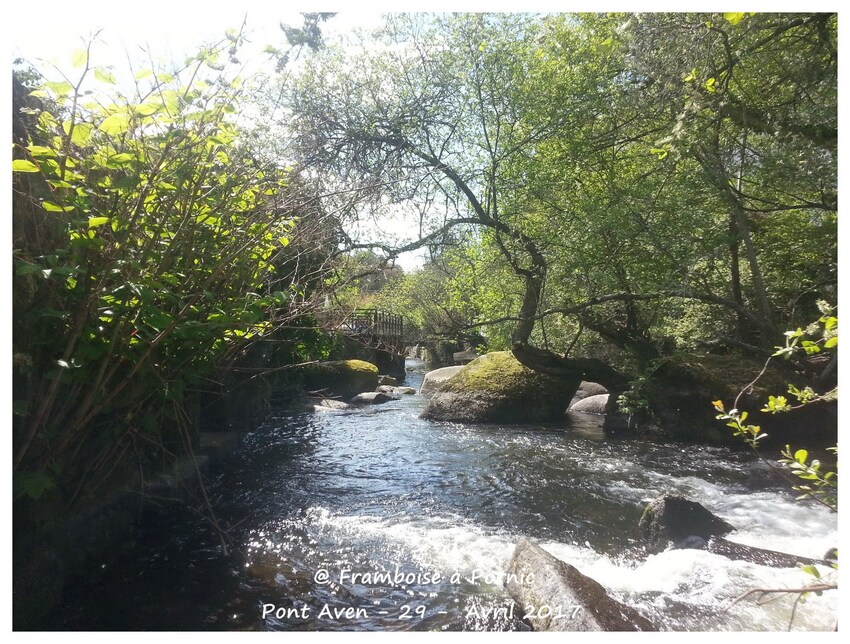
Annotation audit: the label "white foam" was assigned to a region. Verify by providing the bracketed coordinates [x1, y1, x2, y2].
[282, 500, 837, 631]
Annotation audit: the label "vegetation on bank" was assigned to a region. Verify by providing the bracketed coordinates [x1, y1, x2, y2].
[13, 11, 836, 532]
[12, 32, 341, 514]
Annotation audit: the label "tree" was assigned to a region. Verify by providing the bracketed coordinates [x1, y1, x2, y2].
[280, 12, 836, 399]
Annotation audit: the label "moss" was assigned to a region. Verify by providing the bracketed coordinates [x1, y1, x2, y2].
[333, 359, 379, 374]
[641, 351, 818, 443]
[298, 359, 379, 399]
[443, 351, 562, 396]
[650, 352, 800, 411]
[422, 351, 580, 423]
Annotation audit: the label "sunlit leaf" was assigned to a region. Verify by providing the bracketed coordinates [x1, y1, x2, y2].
[106, 152, 135, 166]
[71, 48, 89, 68]
[44, 80, 74, 96]
[94, 67, 117, 84]
[64, 121, 94, 147]
[42, 201, 75, 212]
[99, 113, 131, 136]
[12, 159, 40, 173]
[27, 145, 58, 158]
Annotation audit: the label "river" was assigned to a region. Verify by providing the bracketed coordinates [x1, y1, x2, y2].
[50, 359, 837, 631]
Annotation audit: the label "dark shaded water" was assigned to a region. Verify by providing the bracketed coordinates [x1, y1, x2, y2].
[49, 360, 836, 631]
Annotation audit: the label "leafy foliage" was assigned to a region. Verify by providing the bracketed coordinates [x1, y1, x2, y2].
[12, 39, 331, 506]
[713, 304, 837, 509]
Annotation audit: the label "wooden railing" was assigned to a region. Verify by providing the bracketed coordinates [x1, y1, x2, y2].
[322, 308, 406, 355]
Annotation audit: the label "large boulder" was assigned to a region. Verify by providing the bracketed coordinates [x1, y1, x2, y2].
[420, 351, 579, 423]
[569, 393, 610, 414]
[506, 539, 656, 631]
[419, 366, 464, 394]
[639, 494, 734, 553]
[641, 353, 836, 446]
[639, 495, 830, 567]
[298, 360, 379, 400]
[570, 381, 609, 406]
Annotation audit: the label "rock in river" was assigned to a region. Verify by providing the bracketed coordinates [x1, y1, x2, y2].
[569, 381, 609, 406]
[639, 494, 735, 553]
[419, 366, 464, 394]
[505, 539, 656, 631]
[420, 351, 579, 423]
[348, 391, 397, 405]
[298, 360, 379, 400]
[569, 393, 610, 414]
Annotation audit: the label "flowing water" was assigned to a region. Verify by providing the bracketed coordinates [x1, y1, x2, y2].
[51, 359, 837, 631]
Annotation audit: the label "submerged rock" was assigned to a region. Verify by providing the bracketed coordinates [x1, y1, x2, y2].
[704, 537, 829, 568]
[639, 494, 734, 553]
[377, 385, 417, 395]
[639, 494, 828, 568]
[419, 366, 464, 394]
[420, 352, 579, 423]
[505, 539, 656, 631]
[312, 398, 351, 412]
[348, 391, 397, 405]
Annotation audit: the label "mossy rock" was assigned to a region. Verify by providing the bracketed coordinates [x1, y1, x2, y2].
[420, 351, 579, 423]
[642, 352, 833, 444]
[299, 359, 379, 400]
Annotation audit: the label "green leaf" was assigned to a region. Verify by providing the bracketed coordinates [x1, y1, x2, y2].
[724, 13, 746, 25]
[106, 152, 135, 166]
[44, 80, 74, 96]
[99, 113, 131, 136]
[88, 217, 111, 228]
[134, 68, 154, 80]
[824, 336, 837, 349]
[64, 121, 94, 147]
[134, 102, 161, 117]
[14, 471, 55, 500]
[71, 48, 89, 68]
[94, 67, 117, 84]
[12, 159, 40, 173]
[15, 263, 42, 276]
[794, 449, 808, 464]
[27, 145, 58, 158]
[595, 37, 614, 55]
[42, 201, 75, 212]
